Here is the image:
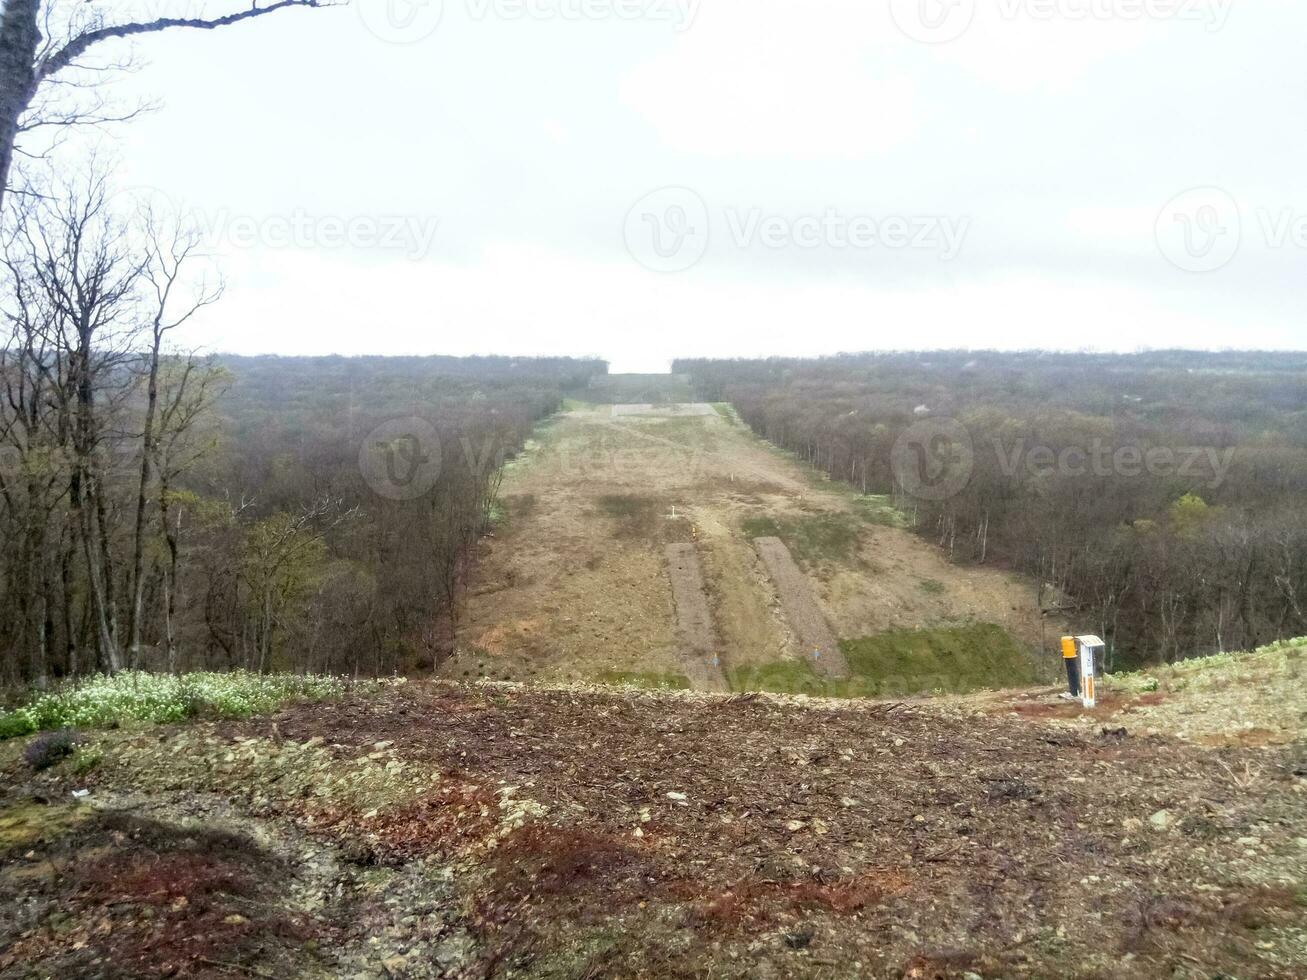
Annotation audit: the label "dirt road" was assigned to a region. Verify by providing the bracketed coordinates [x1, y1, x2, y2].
[453, 403, 1056, 689]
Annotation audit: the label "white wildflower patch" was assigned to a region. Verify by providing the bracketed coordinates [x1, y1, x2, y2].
[0, 670, 392, 738]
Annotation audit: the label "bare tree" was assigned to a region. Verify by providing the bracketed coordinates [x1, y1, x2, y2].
[153, 354, 228, 670]
[5, 169, 150, 671]
[125, 213, 222, 667]
[0, 0, 335, 209]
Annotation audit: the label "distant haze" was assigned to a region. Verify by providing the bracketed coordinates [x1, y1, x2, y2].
[98, 0, 1306, 372]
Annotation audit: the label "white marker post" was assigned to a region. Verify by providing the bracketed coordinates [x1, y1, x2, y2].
[1075, 635, 1105, 709]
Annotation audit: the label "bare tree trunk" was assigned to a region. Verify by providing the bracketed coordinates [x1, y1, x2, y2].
[0, 0, 38, 209]
[127, 331, 164, 665]
[159, 492, 181, 672]
[60, 526, 77, 677]
[78, 482, 119, 672]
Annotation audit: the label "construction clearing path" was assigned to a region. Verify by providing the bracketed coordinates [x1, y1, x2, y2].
[752, 536, 849, 679]
[452, 399, 1059, 691]
[664, 543, 727, 691]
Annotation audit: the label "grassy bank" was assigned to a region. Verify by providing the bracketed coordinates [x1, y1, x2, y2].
[730, 623, 1037, 698]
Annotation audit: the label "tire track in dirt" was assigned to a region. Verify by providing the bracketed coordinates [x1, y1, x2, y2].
[664, 543, 728, 691]
[753, 536, 850, 679]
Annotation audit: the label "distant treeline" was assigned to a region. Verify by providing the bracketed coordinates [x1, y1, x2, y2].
[1, 347, 607, 685]
[678, 351, 1307, 665]
[578, 372, 695, 404]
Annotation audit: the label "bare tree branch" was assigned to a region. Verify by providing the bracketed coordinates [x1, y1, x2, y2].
[0, 0, 339, 210]
[37, 2, 338, 81]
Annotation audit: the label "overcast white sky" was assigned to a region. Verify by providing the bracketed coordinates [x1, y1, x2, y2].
[80, 0, 1307, 371]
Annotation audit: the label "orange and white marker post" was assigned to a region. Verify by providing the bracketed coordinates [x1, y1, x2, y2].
[1061, 634, 1105, 708]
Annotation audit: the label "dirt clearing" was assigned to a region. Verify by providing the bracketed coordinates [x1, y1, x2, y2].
[457, 402, 1061, 691]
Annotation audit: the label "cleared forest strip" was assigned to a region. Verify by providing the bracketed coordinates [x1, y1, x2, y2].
[611, 403, 715, 417]
[461, 404, 1053, 688]
[753, 536, 850, 679]
[664, 543, 728, 691]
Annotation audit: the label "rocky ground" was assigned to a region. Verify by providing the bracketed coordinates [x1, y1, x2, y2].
[2, 645, 1305, 978]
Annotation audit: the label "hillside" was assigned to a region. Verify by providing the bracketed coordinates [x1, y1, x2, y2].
[453, 396, 1061, 696]
[2, 641, 1304, 978]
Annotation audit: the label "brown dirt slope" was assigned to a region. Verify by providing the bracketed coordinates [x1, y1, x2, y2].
[455, 403, 1062, 689]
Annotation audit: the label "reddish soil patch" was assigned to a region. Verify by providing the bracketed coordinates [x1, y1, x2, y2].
[0, 809, 328, 979]
[481, 825, 653, 921]
[332, 778, 502, 864]
[995, 689, 1166, 721]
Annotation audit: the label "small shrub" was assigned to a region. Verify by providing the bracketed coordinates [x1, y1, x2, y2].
[24, 729, 81, 771]
[0, 711, 35, 740]
[71, 745, 104, 776]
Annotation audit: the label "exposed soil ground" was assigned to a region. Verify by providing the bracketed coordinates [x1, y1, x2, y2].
[752, 537, 847, 679]
[664, 543, 727, 691]
[453, 404, 1061, 690]
[3, 651, 1304, 978]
